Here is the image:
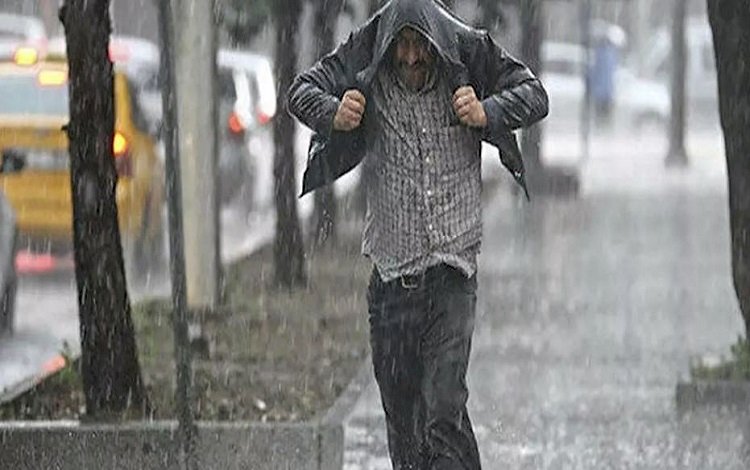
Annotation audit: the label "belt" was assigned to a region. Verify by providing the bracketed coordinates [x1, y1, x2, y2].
[397, 264, 450, 290]
[400, 273, 423, 290]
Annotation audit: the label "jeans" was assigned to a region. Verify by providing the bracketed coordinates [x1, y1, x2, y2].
[367, 263, 481, 470]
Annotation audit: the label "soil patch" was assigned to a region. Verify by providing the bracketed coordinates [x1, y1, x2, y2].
[1, 233, 371, 422]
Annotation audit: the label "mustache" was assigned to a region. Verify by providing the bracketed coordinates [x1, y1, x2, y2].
[398, 60, 428, 70]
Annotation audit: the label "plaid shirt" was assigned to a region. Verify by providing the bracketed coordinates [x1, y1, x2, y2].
[361, 65, 483, 282]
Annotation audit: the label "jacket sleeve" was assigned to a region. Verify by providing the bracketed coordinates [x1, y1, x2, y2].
[475, 33, 549, 134]
[287, 24, 373, 137]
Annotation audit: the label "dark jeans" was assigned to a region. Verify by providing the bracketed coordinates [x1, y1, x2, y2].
[367, 263, 481, 470]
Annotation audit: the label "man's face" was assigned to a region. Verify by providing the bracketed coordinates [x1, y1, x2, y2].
[392, 27, 434, 91]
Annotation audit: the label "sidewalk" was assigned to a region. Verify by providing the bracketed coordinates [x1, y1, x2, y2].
[344, 131, 750, 469]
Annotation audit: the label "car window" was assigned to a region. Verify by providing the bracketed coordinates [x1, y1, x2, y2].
[125, 78, 152, 135]
[0, 75, 68, 116]
[126, 64, 162, 94]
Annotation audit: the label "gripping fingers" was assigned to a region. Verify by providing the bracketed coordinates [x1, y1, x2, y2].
[457, 105, 473, 119]
[346, 90, 367, 107]
[344, 98, 365, 116]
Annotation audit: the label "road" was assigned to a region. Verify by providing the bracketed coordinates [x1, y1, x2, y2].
[344, 129, 749, 469]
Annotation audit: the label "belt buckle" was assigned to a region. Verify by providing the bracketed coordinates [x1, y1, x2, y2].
[400, 274, 420, 290]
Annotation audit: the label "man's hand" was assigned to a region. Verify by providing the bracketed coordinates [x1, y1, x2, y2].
[452, 86, 487, 128]
[333, 89, 366, 132]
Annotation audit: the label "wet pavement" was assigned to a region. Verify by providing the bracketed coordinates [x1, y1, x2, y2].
[344, 131, 750, 469]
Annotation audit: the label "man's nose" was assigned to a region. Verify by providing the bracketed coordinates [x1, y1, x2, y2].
[405, 47, 419, 66]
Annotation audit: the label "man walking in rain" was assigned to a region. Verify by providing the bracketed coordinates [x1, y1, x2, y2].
[288, 0, 547, 468]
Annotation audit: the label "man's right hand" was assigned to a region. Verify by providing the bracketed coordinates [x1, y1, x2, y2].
[333, 90, 366, 132]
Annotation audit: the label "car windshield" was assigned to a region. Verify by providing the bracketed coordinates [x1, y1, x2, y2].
[0, 75, 68, 117]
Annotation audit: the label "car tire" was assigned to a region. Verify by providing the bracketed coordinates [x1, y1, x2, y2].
[0, 273, 17, 336]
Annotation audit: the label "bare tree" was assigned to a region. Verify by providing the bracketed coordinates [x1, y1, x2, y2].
[519, 0, 544, 171]
[311, 0, 344, 247]
[707, 0, 750, 338]
[666, 0, 689, 167]
[272, 0, 307, 287]
[59, 0, 146, 417]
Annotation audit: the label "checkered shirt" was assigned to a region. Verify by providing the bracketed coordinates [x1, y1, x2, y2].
[361, 65, 483, 282]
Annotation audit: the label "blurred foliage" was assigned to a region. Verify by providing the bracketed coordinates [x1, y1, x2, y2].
[219, 0, 274, 45]
[691, 337, 750, 381]
[219, 0, 356, 46]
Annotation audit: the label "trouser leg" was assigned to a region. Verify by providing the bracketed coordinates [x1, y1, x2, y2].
[368, 269, 426, 469]
[421, 267, 481, 470]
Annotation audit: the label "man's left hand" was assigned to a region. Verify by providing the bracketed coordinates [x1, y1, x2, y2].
[452, 86, 487, 128]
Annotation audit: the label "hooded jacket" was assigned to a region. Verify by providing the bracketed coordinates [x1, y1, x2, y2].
[288, 0, 549, 198]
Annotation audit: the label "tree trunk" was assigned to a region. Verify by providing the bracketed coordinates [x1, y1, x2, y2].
[311, 0, 343, 247]
[707, 0, 750, 338]
[59, 0, 147, 418]
[273, 0, 306, 288]
[666, 0, 689, 167]
[520, 0, 544, 170]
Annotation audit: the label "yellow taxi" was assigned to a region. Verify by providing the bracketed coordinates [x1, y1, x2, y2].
[0, 49, 165, 275]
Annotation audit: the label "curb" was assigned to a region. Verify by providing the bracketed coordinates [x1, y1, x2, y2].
[0, 420, 341, 470]
[0, 359, 373, 470]
[676, 380, 750, 412]
[320, 356, 373, 426]
[1, 242, 372, 470]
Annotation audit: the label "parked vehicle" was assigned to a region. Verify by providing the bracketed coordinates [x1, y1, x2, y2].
[105, 42, 277, 210]
[542, 41, 670, 135]
[640, 18, 720, 130]
[0, 192, 18, 336]
[0, 13, 47, 63]
[217, 49, 277, 131]
[0, 57, 165, 279]
[214, 51, 277, 208]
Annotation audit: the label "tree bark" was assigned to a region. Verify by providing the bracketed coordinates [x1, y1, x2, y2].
[520, 0, 544, 170]
[273, 0, 307, 288]
[666, 0, 689, 167]
[311, 0, 343, 247]
[59, 0, 146, 418]
[707, 0, 750, 338]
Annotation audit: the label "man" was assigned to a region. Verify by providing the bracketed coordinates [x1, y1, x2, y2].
[288, 1, 547, 468]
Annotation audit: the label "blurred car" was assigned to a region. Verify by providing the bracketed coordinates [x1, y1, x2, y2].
[640, 18, 720, 130]
[215, 50, 277, 208]
[48, 35, 162, 133]
[0, 56, 165, 278]
[108, 43, 277, 210]
[0, 13, 47, 64]
[217, 49, 277, 131]
[542, 41, 670, 135]
[0, 192, 17, 336]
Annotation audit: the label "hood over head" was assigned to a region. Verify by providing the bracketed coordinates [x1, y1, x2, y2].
[357, 0, 470, 88]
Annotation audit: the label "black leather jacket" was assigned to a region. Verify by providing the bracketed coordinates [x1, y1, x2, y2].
[288, 0, 549, 198]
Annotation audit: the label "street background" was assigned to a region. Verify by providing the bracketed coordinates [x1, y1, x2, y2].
[2, 0, 747, 468]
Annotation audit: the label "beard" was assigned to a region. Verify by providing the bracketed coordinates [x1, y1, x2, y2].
[397, 61, 430, 91]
